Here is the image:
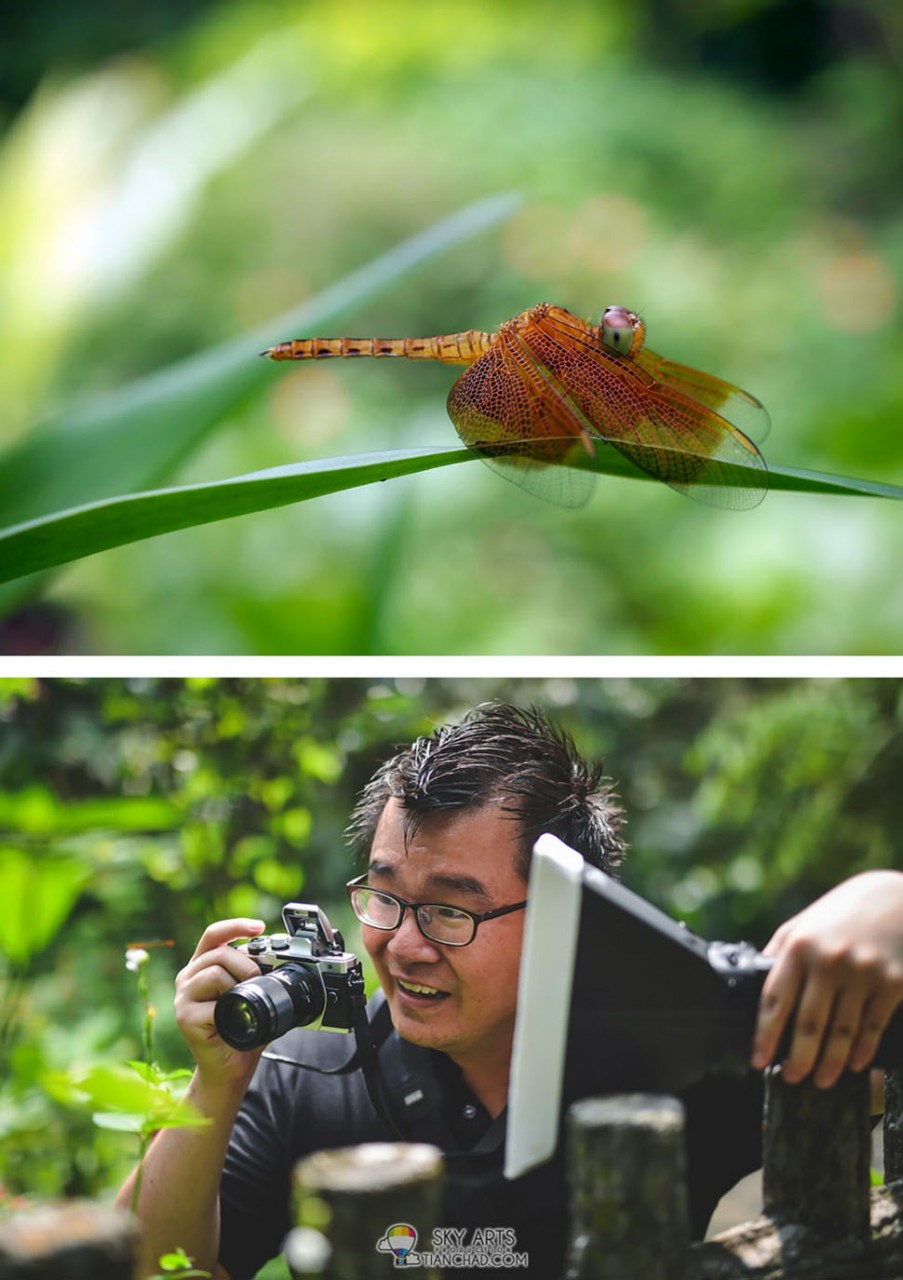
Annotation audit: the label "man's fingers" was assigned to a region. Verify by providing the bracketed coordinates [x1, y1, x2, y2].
[175, 957, 262, 1043]
[175, 927, 266, 1041]
[755, 949, 903, 1085]
[811, 984, 869, 1088]
[179, 943, 262, 988]
[849, 987, 903, 1074]
[777, 967, 842, 1083]
[169, 919, 272, 1082]
[190, 918, 266, 961]
[759, 919, 790, 960]
[754, 872, 903, 1084]
[752, 951, 802, 1070]
[181, 961, 255, 1006]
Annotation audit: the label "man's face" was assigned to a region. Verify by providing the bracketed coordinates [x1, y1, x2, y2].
[361, 798, 528, 1072]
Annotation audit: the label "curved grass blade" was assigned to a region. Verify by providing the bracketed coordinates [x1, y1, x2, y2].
[760, 464, 903, 500]
[0, 447, 465, 584]
[0, 444, 899, 587]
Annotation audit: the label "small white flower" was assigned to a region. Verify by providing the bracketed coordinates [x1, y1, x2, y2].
[125, 947, 150, 972]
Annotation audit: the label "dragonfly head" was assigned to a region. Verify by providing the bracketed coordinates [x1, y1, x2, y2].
[600, 306, 646, 358]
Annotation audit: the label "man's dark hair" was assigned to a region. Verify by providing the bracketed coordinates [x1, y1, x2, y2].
[347, 702, 625, 879]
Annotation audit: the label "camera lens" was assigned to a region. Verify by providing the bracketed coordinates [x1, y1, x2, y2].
[214, 964, 327, 1050]
[215, 995, 263, 1050]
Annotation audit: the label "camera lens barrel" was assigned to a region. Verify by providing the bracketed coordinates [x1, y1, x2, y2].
[214, 964, 327, 1050]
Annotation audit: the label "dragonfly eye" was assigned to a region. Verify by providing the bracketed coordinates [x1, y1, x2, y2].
[601, 306, 642, 355]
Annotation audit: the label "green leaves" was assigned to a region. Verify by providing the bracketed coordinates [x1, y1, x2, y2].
[0, 788, 180, 836]
[0, 792, 181, 965]
[0, 849, 91, 967]
[152, 1248, 211, 1279]
[46, 1061, 208, 1137]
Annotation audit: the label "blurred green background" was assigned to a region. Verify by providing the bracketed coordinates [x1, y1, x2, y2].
[2, 674, 902, 1208]
[1, 0, 902, 655]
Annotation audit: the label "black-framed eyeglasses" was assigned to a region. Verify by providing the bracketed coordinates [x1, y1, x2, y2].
[345, 874, 528, 948]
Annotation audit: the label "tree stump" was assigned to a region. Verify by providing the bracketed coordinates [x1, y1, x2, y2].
[293, 1142, 443, 1280]
[762, 1068, 871, 1242]
[566, 1093, 689, 1280]
[884, 1068, 903, 1185]
[0, 1201, 135, 1280]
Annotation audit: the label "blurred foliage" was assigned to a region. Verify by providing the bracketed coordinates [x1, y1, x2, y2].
[1, 674, 902, 1216]
[0, 0, 901, 654]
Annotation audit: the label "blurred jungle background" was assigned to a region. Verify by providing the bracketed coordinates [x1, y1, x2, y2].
[1, 0, 902, 656]
[2, 674, 902, 1223]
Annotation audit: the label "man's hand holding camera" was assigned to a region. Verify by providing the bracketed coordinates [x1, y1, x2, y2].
[174, 918, 269, 1089]
[752, 870, 903, 1089]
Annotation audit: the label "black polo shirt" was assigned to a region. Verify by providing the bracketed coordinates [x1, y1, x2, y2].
[218, 1006, 764, 1280]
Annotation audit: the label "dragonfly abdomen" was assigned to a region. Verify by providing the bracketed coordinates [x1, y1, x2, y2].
[262, 331, 495, 365]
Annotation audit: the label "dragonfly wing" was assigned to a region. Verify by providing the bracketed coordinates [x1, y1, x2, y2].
[606, 407, 767, 509]
[446, 337, 596, 508]
[528, 309, 768, 509]
[633, 347, 771, 444]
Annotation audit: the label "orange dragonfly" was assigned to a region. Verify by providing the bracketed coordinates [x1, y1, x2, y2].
[262, 303, 769, 509]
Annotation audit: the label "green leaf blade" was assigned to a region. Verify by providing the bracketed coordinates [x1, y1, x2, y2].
[0, 443, 900, 587]
[0, 447, 466, 584]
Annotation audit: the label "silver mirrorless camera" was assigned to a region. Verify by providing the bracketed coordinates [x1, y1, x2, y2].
[214, 903, 363, 1051]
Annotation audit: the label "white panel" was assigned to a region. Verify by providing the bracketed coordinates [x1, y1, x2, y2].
[504, 834, 584, 1179]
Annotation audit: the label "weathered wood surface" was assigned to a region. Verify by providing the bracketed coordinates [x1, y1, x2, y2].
[566, 1070, 903, 1280]
[885, 1068, 903, 1185]
[566, 1093, 689, 1280]
[0, 1200, 135, 1280]
[690, 1184, 903, 1280]
[690, 1069, 903, 1280]
[762, 1068, 872, 1241]
[293, 1141, 443, 1280]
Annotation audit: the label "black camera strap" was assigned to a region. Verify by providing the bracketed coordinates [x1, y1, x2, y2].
[348, 984, 409, 1141]
[372, 1010, 508, 1164]
[261, 973, 408, 1141]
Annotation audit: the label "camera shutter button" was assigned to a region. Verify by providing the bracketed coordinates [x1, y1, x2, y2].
[248, 939, 267, 955]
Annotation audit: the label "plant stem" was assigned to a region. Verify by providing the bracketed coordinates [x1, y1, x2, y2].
[130, 956, 155, 1216]
[131, 1128, 151, 1216]
[140, 962, 154, 1071]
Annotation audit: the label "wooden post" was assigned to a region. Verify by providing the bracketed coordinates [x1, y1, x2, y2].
[567, 1093, 689, 1280]
[0, 1201, 135, 1280]
[884, 1068, 903, 1185]
[293, 1142, 443, 1280]
[762, 1068, 871, 1241]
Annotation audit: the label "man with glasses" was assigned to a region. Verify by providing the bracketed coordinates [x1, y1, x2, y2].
[119, 703, 903, 1280]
